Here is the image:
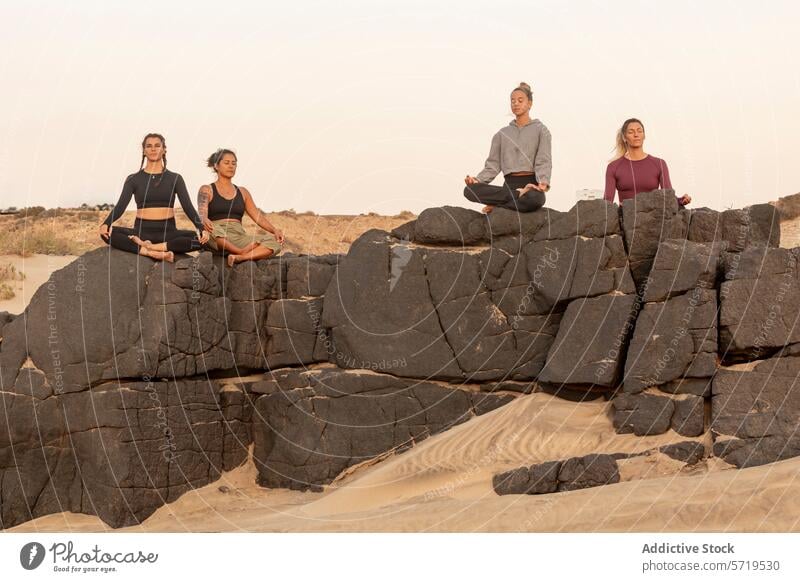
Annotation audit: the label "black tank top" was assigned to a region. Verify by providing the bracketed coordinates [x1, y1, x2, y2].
[208, 183, 246, 221]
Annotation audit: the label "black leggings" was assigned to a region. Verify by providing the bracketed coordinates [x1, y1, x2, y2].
[464, 174, 546, 212]
[102, 218, 201, 254]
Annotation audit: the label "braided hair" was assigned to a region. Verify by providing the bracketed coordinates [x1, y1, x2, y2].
[140, 132, 167, 187]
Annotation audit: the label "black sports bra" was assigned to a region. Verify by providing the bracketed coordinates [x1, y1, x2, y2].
[208, 183, 246, 221]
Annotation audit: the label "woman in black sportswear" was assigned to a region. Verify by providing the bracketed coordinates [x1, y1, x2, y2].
[98, 133, 209, 261]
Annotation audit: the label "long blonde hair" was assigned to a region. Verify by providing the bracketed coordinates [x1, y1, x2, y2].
[611, 118, 644, 162]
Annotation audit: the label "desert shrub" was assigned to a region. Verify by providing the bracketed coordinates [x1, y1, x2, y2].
[0, 282, 14, 300]
[39, 208, 68, 219]
[0, 224, 84, 256]
[0, 263, 25, 282]
[19, 206, 46, 218]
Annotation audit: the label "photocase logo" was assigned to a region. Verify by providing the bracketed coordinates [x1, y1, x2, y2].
[19, 542, 46, 570]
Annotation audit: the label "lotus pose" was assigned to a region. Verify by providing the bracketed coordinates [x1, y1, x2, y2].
[604, 118, 692, 207]
[198, 149, 284, 267]
[98, 133, 208, 262]
[463, 82, 551, 214]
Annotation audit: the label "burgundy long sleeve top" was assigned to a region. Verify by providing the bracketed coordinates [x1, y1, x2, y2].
[604, 155, 683, 206]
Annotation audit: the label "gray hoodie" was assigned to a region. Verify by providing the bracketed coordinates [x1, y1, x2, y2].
[476, 118, 552, 184]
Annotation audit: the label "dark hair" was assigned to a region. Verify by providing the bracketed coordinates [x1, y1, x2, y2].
[206, 148, 237, 173]
[140, 133, 167, 186]
[511, 82, 533, 101]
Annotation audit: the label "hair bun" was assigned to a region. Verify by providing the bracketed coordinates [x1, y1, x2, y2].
[519, 82, 531, 90]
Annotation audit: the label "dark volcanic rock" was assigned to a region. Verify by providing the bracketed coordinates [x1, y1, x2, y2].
[659, 441, 705, 465]
[614, 389, 706, 437]
[612, 393, 675, 436]
[531, 199, 622, 241]
[622, 190, 685, 287]
[721, 205, 780, 251]
[687, 204, 780, 250]
[0, 311, 14, 337]
[641, 239, 723, 303]
[671, 395, 705, 437]
[413, 206, 487, 245]
[492, 467, 535, 495]
[253, 367, 516, 491]
[321, 231, 466, 379]
[10, 249, 339, 395]
[322, 229, 565, 381]
[0, 194, 792, 531]
[493, 453, 620, 496]
[686, 207, 725, 244]
[712, 355, 800, 468]
[0, 376, 253, 529]
[719, 246, 800, 361]
[539, 293, 637, 387]
[485, 207, 553, 238]
[487, 234, 634, 319]
[656, 377, 712, 398]
[265, 298, 325, 367]
[493, 460, 560, 495]
[624, 288, 718, 394]
[390, 219, 416, 241]
[624, 237, 720, 396]
[557, 453, 620, 491]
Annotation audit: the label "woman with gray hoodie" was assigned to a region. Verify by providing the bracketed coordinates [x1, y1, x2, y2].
[464, 82, 551, 213]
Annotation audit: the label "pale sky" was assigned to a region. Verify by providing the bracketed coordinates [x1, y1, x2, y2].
[1, 0, 798, 215]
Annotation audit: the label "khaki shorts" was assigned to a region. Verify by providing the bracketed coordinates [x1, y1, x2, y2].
[205, 220, 282, 255]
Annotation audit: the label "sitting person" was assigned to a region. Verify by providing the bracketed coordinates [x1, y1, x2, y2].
[198, 149, 284, 267]
[604, 118, 692, 206]
[98, 132, 208, 262]
[463, 82, 551, 213]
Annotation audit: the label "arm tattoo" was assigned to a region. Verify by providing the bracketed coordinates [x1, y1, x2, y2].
[198, 188, 210, 223]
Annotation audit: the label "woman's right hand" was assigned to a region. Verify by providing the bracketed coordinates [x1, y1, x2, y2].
[464, 175, 478, 185]
[99, 223, 110, 240]
[203, 218, 214, 232]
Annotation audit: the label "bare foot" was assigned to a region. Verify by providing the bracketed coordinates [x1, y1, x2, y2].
[129, 235, 153, 248]
[227, 253, 239, 267]
[139, 247, 174, 262]
[481, 205, 495, 214]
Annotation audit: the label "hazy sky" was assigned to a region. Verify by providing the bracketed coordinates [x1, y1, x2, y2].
[1, 0, 798, 215]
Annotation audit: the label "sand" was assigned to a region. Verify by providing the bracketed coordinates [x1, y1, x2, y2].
[0, 254, 77, 315]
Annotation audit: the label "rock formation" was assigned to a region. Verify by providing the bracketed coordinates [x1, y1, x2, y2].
[2, 189, 793, 529]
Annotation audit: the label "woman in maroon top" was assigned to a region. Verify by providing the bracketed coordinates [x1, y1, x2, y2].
[604, 118, 691, 207]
